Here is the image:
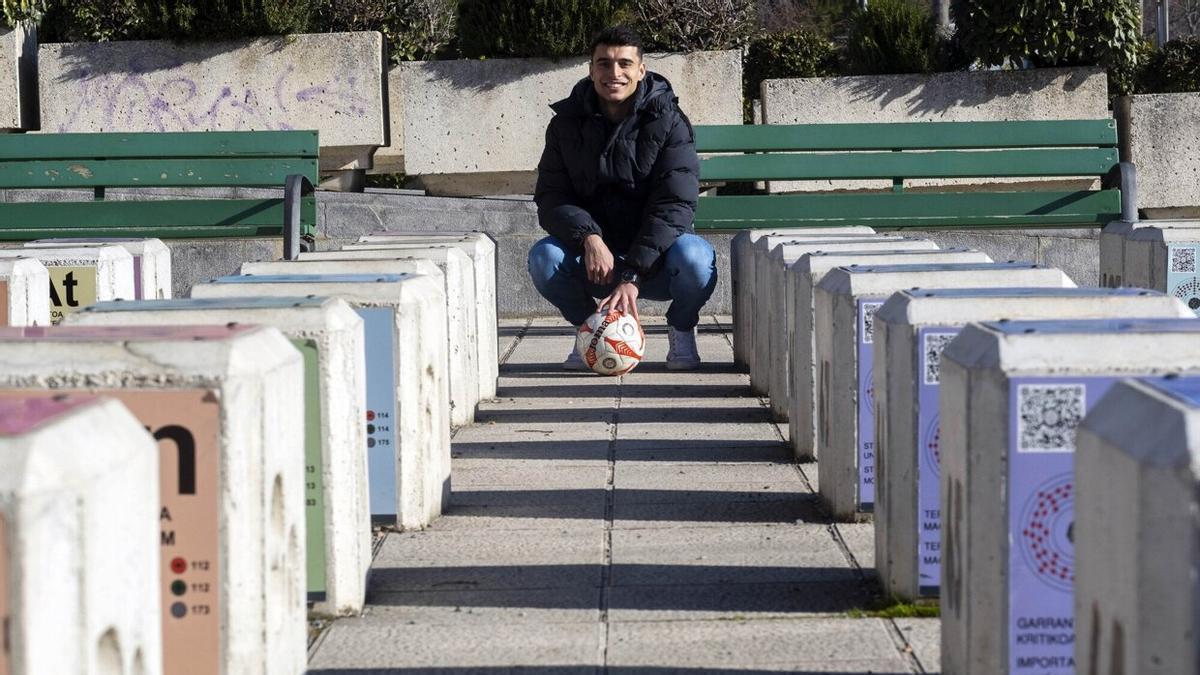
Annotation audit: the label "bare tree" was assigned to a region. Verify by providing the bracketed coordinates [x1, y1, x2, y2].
[632, 0, 758, 51]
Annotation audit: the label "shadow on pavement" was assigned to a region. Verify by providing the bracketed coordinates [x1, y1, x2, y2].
[474, 406, 774, 425]
[309, 669, 907, 674]
[452, 439, 789, 463]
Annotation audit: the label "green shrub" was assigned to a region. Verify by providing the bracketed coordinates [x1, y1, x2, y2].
[1138, 37, 1200, 93]
[744, 29, 838, 100]
[2, 0, 44, 27]
[844, 0, 941, 75]
[36, 0, 143, 41]
[953, 0, 1142, 92]
[312, 0, 456, 63]
[38, 0, 314, 41]
[757, 0, 855, 39]
[630, 0, 756, 52]
[456, 0, 628, 59]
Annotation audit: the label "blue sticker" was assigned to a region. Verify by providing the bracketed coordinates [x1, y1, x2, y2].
[1166, 242, 1200, 316]
[916, 325, 958, 597]
[358, 308, 399, 517]
[856, 297, 886, 510]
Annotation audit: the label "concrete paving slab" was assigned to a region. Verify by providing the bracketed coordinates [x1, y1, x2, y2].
[606, 618, 910, 671]
[361, 587, 603, 624]
[453, 438, 611, 464]
[612, 494, 826, 529]
[452, 421, 614, 444]
[452, 465, 610, 490]
[616, 423, 781, 447]
[609, 525, 851, 586]
[308, 620, 603, 671]
[429, 506, 604, 532]
[895, 618, 942, 674]
[835, 523, 876, 571]
[614, 441, 790, 463]
[613, 462, 804, 488]
[448, 488, 607, 512]
[606, 580, 875, 621]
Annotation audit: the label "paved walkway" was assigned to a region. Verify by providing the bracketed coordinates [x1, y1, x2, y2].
[308, 316, 939, 674]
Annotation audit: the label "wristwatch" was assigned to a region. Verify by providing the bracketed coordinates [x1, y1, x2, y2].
[620, 268, 640, 285]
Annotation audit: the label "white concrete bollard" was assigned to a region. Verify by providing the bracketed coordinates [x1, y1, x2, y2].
[192, 273, 452, 530]
[0, 394, 162, 675]
[1076, 375, 1200, 675]
[0, 258, 51, 326]
[816, 262, 1075, 521]
[25, 238, 172, 300]
[69, 296, 371, 617]
[0, 324, 307, 675]
[758, 237, 940, 420]
[346, 233, 499, 400]
[732, 227, 876, 369]
[1120, 221, 1200, 315]
[298, 247, 479, 426]
[873, 288, 1191, 603]
[788, 248, 992, 461]
[940, 317, 1200, 675]
[1098, 219, 1139, 288]
[0, 246, 134, 322]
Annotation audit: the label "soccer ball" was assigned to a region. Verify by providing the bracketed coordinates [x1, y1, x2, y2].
[576, 309, 646, 376]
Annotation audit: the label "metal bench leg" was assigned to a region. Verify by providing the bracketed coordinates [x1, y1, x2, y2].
[283, 174, 314, 261]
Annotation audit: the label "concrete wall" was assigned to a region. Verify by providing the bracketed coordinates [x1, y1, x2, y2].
[0, 25, 37, 130]
[37, 32, 387, 171]
[383, 51, 742, 195]
[761, 67, 1110, 193]
[1129, 93, 1200, 218]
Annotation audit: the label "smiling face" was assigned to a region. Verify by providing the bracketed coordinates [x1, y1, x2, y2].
[590, 44, 645, 106]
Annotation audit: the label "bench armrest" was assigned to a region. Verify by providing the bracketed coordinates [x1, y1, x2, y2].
[283, 174, 315, 260]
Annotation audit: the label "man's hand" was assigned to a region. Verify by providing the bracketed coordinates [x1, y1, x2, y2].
[599, 282, 640, 320]
[583, 234, 615, 285]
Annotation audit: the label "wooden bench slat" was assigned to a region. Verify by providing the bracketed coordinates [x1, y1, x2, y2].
[0, 158, 320, 189]
[700, 148, 1117, 182]
[0, 131, 320, 161]
[0, 198, 316, 238]
[695, 120, 1117, 152]
[694, 189, 1121, 230]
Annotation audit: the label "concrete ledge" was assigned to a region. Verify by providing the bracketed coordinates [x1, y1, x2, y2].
[788, 248, 990, 461]
[0, 324, 307, 674]
[1130, 93, 1200, 215]
[69, 297, 371, 617]
[38, 32, 387, 171]
[391, 51, 742, 195]
[816, 262, 1072, 521]
[26, 237, 172, 300]
[193, 271, 452, 530]
[941, 318, 1200, 673]
[0, 25, 36, 130]
[0, 258, 50, 326]
[0, 394, 161, 674]
[873, 288, 1191, 603]
[0, 245, 134, 322]
[1077, 376, 1200, 675]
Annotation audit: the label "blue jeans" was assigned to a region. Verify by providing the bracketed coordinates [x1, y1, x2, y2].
[527, 234, 718, 330]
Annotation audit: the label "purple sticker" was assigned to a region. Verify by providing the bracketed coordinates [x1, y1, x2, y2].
[916, 326, 958, 596]
[856, 298, 885, 510]
[132, 253, 143, 300]
[1007, 376, 1116, 673]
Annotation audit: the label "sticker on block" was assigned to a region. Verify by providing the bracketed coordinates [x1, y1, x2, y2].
[291, 339, 327, 602]
[1167, 243, 1200, 315]
[856, 299, 885, 510]
[357, 308, 399, 517]
[916, 326, 958, 597]
[0, 513, 8, 675]
[47, 267, 97, 323]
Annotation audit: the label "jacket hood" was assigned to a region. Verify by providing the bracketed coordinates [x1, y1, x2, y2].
[550, 71, 677, 117]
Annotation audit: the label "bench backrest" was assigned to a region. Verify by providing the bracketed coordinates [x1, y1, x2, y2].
[0, 130, 319, 241]
[693, 119, 1128, 231]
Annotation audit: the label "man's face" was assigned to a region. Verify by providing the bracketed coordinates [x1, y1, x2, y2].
[590, 44, 645, 105]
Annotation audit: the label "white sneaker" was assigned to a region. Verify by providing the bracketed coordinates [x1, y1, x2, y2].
[667, 327, 701, 370]
[562, 348, 589, 371]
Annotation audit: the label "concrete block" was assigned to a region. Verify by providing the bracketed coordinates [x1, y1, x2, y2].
[347, 232, 499, 399]
[788, 248, 992, 461]
[69, 297, 370, 616]
[0, 394, 161, 675]
[393, 51, 742, 195]
[297, 247, 479, 425]
[192, 272, 451, 530]
[0, 324, 307, 675]
[1076, 375, 1200, 675]
[758, 236, 939, 418]
[816, 262, 1074, 521]
[737, 227, 877, 374]
[939, 317, 1200, 675]
[0, 258, 51, 326]
[1098, 220, 1137, 288]
[0, 24, 37, 131]
[761, 67, 1109, 193]
[26, 238, 172, 300]
[38, 32, 387, 171]
[1130, 93, 1200, 217]
[873, 288, 1191, 602]
[0, 245, 134, 322]
[1121, 222, 1200, 315]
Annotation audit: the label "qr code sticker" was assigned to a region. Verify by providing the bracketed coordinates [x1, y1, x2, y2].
[923, 332, 957, 385]
[1017, 383, 1086, 453]
[1171, 246, 1197, 274]
[861, 302, 884, 344]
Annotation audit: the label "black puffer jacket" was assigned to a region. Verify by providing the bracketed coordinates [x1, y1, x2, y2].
[534, 72, 700, 275]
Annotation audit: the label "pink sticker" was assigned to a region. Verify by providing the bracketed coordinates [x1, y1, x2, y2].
[0, 395, 98, 435]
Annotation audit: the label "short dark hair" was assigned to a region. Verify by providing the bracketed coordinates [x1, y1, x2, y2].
[590, 25, 644, 60]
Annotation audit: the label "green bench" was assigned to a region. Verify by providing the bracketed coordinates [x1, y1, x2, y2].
[693, 119, 1134, 230]
[0, 130, 319, 259]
